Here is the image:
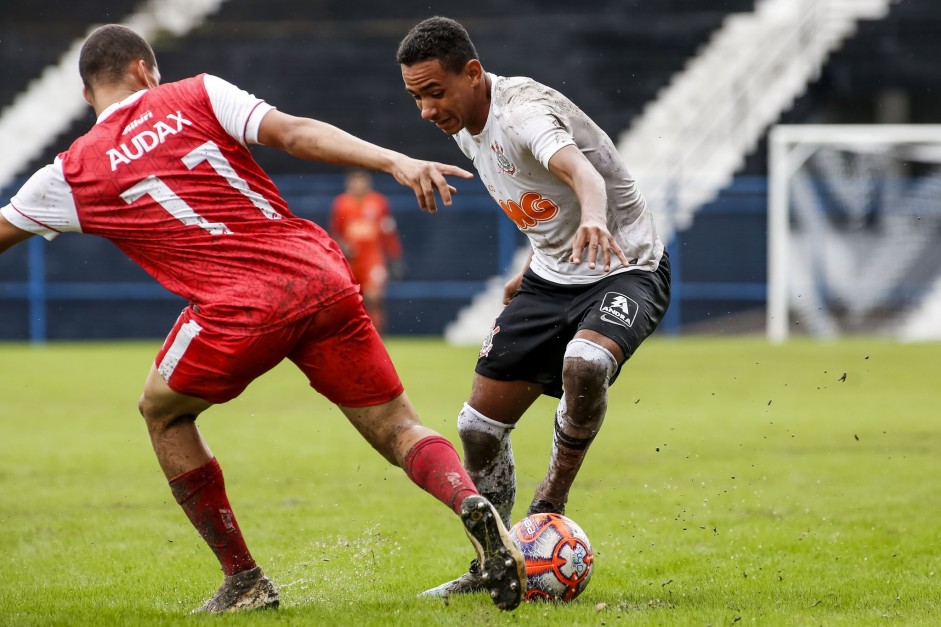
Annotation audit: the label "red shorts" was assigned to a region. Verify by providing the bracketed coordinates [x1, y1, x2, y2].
[154, 293, 404, 406]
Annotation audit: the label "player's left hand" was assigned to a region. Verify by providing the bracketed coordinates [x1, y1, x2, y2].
[502, 270, 525, 305]
[392, 157, 473, 213]
[569, 219, 630, 272]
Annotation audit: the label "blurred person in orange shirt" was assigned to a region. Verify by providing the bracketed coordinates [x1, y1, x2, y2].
[331, 169, 405, 334]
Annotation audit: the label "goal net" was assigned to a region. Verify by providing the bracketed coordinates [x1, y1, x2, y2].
[767, 125, 941, 342]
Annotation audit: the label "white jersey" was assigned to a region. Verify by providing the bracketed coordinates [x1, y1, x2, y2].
[454, 73, 663, 285]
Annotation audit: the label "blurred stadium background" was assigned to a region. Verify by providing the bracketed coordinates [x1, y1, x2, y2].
[2, 0, 939, 343]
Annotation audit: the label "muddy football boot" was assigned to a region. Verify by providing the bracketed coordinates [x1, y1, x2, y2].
[459, 494, 526, 611]
[193, 566, 280, 613]
[419, 559, 485, 598]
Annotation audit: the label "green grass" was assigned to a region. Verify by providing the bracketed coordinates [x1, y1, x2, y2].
[1, 336, 938, 625]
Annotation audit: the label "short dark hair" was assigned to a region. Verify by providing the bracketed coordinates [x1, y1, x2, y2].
[79, 24, 157, 90]
[396, 16, 479, 74]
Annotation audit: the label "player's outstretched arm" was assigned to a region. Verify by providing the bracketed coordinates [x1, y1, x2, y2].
[257, 110, 472, 213]
[0, 213, 35, 255]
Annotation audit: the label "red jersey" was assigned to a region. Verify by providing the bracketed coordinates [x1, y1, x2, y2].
[4, 75, 356, 333]
[330, 190, 402, 287]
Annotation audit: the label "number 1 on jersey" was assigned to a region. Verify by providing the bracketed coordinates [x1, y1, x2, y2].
[120, 140, 282, 234]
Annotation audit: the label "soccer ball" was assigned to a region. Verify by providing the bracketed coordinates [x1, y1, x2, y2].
[508, 513, 594, 602]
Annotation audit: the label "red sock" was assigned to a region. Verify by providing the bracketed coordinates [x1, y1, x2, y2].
[169, 458, 256, 576]
[404, 435, 478, 515]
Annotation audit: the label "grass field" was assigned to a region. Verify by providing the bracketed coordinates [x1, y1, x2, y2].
[1, 336, 938, 626]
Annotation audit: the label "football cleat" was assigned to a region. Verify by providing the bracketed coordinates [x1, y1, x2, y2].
[193, 566, 280, 613]
[459, 495, 526, 611]
[419, 559, 485, 598]
[527, 498, 564, 517]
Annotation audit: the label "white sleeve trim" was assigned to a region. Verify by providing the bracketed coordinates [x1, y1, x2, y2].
[2, 159, 80, 240]
[203, 74, 276, 145]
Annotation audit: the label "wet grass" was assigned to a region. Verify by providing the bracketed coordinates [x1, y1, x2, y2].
[1, 336, 938, 625]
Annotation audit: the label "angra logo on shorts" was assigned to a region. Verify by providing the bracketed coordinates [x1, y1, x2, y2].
[599, 292, 638, 328]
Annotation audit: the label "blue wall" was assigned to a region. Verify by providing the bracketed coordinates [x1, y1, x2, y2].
[0, 176, 768, 341]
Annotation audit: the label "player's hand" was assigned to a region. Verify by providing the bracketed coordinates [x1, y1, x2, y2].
[569, 219, 630, 272]
[391, 157, 473, 213]
[502, 271, 525, 305]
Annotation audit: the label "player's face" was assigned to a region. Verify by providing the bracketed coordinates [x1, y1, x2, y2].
[401, 58, 487, 135]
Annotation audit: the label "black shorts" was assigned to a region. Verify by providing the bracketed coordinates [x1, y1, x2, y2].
[476, 251, 671, 398]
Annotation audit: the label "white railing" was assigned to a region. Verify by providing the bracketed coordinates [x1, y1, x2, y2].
[618, 0, 893, 245]
[0, 0, 230, 193]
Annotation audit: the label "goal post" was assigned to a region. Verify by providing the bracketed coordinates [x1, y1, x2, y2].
[768, 124, 941, 343]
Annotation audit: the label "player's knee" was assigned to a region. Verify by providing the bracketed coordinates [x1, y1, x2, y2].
[457, 403, 517, 525]
[138, 394, 196, 432]
[458, 403, 514, 441]
[138, 395, 164, 425]
[562, 338, 618, 393]
[457, 403, 514, 462]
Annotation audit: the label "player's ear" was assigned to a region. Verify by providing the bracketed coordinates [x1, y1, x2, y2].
[132, 59, 159, 88]
[465, 59, 484, 83]
[82, 86, 93, 106]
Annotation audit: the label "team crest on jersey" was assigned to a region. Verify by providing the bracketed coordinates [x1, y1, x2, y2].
[491, 141, 517, 175]
[599, 292, 638, 328]
[480, 324, 500, 357]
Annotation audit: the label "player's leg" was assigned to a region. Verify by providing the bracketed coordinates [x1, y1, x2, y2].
[291, 293, 525, 610]
[339, 393, 524, 610]
[140, 311, 289, 613]
[417, 377, 539, 600]
[461, 376, 542, 528]
[422, 272, 567, 598]
[361, 287, 385, 334]
[139, 364, 213, 479]
[139, 369, 279, 613]
[338, 391, 475, 506]
[528, 332, 620, 515]
[463, 273, 571, 525]
[361, 265, 389, 334]
[529, 257, 672, 516]
[289, 292, 474, 505]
